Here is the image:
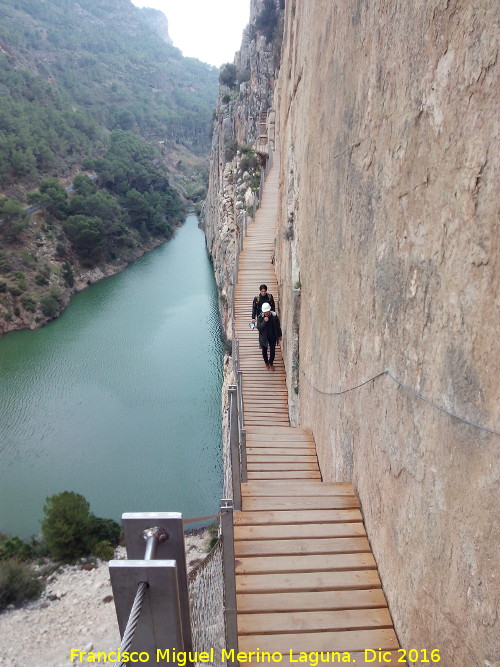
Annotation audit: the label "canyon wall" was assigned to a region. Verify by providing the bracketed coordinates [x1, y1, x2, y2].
[203, 0, 282, 334]
[273, 1, 498, 664]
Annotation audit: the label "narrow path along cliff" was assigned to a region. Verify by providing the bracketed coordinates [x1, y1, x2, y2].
[230, 156, 404, 664]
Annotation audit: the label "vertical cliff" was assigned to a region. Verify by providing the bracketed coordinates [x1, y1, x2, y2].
[202, 0, 283, 335]
[273, 1, 498, 663]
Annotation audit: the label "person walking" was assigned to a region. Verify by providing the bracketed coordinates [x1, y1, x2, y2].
[257, 302, 282, 370]
[251, 284, 276, 325]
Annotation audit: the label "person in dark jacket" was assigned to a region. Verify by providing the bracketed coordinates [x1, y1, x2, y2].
[251, 284, 276, 324]
[257, 302, 282, 370]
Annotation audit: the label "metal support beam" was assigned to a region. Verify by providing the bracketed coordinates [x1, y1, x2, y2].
[240, 429, 247, 483]
[121, 513, 193, 653]
[109, 560, 183, 665]
[221, 500, 238, 665]
[228, 386, 242, 511]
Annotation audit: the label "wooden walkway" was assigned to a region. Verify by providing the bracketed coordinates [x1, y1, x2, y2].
[232, 160, 403, 664]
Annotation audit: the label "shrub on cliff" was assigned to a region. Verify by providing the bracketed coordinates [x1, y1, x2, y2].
[219, 63, 237, 88]
[255, 0, 279, 42]
[0, 535, 34, 561]
[41, 492, 95, 562]
[41, 491, 121, 563]
[39, 295, 59, 318]
[0, 559, 42, 610]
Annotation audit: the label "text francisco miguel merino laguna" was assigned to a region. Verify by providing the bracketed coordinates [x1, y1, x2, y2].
[70, 648, 439, 664]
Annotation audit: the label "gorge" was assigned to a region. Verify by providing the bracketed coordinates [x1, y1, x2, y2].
[204, 0, 499, 663]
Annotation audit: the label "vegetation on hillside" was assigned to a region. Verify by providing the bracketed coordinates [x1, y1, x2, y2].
[0, 0, 218, 195]
[0, 0, 218, 332]
[0, 131, 185, 327]
[0, 491, 121, 610]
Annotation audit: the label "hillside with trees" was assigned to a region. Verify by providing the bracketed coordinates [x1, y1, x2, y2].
[0, 0, 218, 334]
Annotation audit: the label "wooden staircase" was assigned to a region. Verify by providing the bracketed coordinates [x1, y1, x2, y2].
[232, 159, 403, 665]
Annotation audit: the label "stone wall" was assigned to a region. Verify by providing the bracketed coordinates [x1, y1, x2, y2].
[273, 1, 498, 664]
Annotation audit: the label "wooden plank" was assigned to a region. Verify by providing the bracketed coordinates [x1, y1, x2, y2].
[242, 481, 354, 496]
[245, 422, 291, 427]
[242, 495, 360, 511]
[247, 447, 316, 456]
[247, 462, 319, 471]
[245, 442, 317, 450]
[235, 552, 376, 574]
[242, 652, 404, 666]
[247, 472, 321, 480]
[236, 570, 381, 594]
[243, 436, 315, 440]
[234, 509, 362, 525]
[237, 588, 387, 613]
[246, 427, 312, 436]
[238, 628, 398, 653]
[237, 607, 393, 634]
[235, 523, 365, 541]
[349, 654, 405, 666]
[234, 537, 370, 557]
[247, 455, 318, 463]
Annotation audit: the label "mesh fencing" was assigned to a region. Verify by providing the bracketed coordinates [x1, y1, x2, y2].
[188, 537, 225, 665]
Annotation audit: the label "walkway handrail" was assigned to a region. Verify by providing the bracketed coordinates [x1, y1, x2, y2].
[228, 385, 243, 510]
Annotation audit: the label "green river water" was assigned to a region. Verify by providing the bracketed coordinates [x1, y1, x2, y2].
[0, 215, 223, 539]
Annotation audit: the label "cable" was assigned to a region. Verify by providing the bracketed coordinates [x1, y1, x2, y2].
[300, 368, 500, 436]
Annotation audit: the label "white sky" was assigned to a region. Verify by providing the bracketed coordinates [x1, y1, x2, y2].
[131, 0, 250, 67]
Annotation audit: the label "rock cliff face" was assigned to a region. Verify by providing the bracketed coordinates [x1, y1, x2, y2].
[138, 7, 173, 45]
[272, 1, 498, 663]
[203, 0, 282, 334]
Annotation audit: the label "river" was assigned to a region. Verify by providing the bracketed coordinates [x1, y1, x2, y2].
[0, 215, 223, 539]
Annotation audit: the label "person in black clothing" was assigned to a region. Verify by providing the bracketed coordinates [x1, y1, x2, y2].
[251, 284, 276, 324]
[257, 302, 282, 370]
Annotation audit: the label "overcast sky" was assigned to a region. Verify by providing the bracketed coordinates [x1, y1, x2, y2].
[131, 0, 250, 67]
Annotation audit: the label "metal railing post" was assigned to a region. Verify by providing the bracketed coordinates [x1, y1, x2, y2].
[109, 513, 193, 665]
[228, 385, 242, 511]
[221, 500, 238, 664]
[240, 429, 247, 483]
[237, 370, 244, 428]
[124, 513, 193, 652]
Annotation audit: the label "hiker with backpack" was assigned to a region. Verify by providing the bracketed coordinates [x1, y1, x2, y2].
[257, 302, 282, 371]
[251, 284, 275, 324]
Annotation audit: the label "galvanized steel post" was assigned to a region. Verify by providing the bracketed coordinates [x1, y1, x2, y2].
[221, 500, 238, 665]
[110, 512, 194, 664]
[228, 385, 242, 511]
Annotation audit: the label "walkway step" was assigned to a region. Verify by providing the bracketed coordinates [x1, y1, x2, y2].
[236, 570, 382, 594]
[242, 496, 360, 511]
[241, 481, 355, 496]
[238, 628, 399, 654]
[247, 472, 321, 480]
[233, 509, 362, 524]
[235, 553, 376, 574]
[237, 588, 386, 613]
[235, 523, 366, 541]
[238, 608, 392, 634]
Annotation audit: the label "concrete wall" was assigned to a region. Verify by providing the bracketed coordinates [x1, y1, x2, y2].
[273, 1, 499, 664]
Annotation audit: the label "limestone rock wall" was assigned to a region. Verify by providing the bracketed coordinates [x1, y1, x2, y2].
[203, 0, 282, 333]
[273, 1, 498, 663]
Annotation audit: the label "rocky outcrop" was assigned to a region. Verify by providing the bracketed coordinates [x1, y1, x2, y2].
[138, 8, 173, 45]
[273, 1, 498, 663]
